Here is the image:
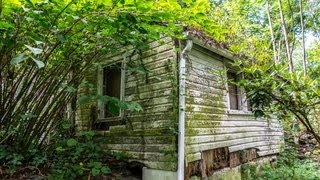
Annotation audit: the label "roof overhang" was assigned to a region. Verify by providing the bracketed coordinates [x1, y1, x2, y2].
[187, 33, 234, 61]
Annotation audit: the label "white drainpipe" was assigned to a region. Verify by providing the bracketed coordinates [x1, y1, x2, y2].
[177, 39, 193, 180]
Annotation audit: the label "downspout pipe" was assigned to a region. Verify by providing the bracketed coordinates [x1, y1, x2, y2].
[177, 39, 193, 180]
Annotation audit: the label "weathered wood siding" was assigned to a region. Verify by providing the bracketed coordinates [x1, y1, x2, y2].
[76, 38, 284, 173]
[185, 44, 284, 163]
[76, 37, 179, 171]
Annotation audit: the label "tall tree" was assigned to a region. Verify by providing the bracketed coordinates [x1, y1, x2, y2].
[299, 0, 307, 77]
[267, 0, 278, 64]
[278, 0, 293, 72]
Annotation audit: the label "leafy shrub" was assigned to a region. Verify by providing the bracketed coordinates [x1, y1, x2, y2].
[48, 131, 110, 179]
[258, 159, 320, 180]
[242, 148, 320, 180]
[0, 144, 48, 176]
[0, 130, 111, 179]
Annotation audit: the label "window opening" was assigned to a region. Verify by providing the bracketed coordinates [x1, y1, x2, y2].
[227, 72, 240, 110]
[102, 63, 122, 118]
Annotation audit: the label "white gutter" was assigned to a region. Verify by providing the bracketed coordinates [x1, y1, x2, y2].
[177, 39, 193, 180]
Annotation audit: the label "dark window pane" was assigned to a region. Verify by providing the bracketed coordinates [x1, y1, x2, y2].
[227, 72, 239, 110]
[103, 64, 121, 117]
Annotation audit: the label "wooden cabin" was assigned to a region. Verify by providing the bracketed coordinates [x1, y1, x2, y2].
[76, 32, 284, 180]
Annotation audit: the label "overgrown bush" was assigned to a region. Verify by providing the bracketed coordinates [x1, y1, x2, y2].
[241, 146, 320, 180]
[237, 63, 320, 143]
[0, 143, 48, 176]
[48, 131, 110, 178]
[0, 126, 111, 179]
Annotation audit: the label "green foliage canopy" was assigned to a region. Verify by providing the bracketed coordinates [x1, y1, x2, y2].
[0, 0, 215, 149]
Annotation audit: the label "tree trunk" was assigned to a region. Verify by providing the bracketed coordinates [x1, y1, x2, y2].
[278, 0, 293, 72]
[267, 0, 278, 64]
[299, 0, 307, 77]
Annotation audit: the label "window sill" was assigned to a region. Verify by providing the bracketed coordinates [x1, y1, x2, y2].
[227, 110, 252, 115]
[96, 116, 122, 122]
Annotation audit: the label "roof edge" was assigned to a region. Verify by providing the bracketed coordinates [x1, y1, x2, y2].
[185, 30, 234, 60]
[189, 35, 234, 60]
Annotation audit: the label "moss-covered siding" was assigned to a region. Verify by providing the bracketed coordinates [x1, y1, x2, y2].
[184, 44, 284, 164]
[75, 36, 179, 171]
[76, 36, 284, 174]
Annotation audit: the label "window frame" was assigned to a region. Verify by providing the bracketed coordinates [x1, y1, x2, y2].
[225, 68, 251, 114]
[97, 60, 126, 120]
[227, 71, 242, 110]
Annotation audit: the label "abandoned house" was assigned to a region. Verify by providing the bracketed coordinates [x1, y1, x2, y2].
[75, 31, 284, 180]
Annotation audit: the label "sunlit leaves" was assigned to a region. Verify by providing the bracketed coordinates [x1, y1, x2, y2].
[11, 53, 45, 68]
[24, 45, 43, 55]
[30, 56, 45, 68]
[3, 0, 215, 150]
[11, 53, 28, 65]
[0, 21, 14, 30]
[237, 63, 320, 142]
